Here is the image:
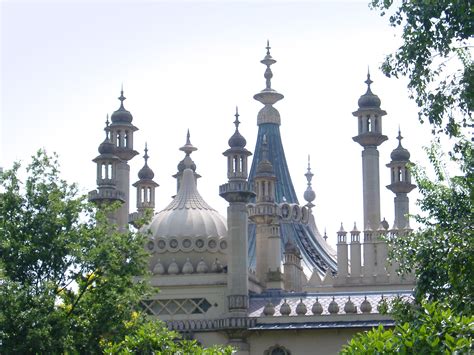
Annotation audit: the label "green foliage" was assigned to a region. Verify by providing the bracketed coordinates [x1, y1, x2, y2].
[0, 150, 227, 354]
[341, 301, 474, 354]
[370, 0, 473, 138]
[102, 321, 233, 355]
[389, 141, 474, 315]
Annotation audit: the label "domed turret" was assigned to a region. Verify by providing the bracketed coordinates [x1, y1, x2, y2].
[228, 107, 247, 148]
[111, 89, 133, 123]
[98, 117, 115, 155]
[357, 73, 381, 109]
[390, 130, 411, 161]
[256, 135, 274, 176]
[133, 144, 159, 216]
[137, 145, 155, 180]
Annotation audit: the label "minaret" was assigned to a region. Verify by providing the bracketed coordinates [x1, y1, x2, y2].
[219, 108, 255, 315]
[386, 129, 416, 229]
[132, 144, 159, 217]
[249, 135, 283, 289]
[352, 71, 388, 230]
[107, 88, 139, 229]
[88, 117, 126, 224]
[173, 130, 201, 194]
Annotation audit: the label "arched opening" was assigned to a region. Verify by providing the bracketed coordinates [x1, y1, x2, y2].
[366, 116, 371, 132]
[398, 167, 402, 181]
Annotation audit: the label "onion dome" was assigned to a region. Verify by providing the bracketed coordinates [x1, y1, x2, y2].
[390, 129, 411, 161]
[360, 296, 372, 313]
[137, 144, 155, 180]
[256, 135, 274, 175]
[280, 300, 291, 315]
[110, 88, 133, 123]
[344, 297, 357, 314]
[263, 301, 275, 316]
[228, 107, 247, 148]
[98, 115, 115, 154]
[357, 71, 381, 109]
[328, 297, 339, 314]
[312, 298, 323, 315]
[149, 168, 227, 238]
[296, 299, 308, 315]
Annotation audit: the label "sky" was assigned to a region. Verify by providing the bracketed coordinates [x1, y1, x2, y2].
[1, 0, 435, 245]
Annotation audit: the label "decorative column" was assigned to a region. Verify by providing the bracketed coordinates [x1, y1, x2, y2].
[350, 222, 362, 278]
[336, 223, 348, 279]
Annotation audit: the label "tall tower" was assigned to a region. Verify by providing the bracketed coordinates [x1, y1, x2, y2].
[386, 129, 415, 229]
[248, 42, 337, 275]
[352, 72, 388, 230]
[133, 144, 159, 217]
[107, 88, 139, 229]
[88, 117, 126, 224]
[219, 108, 255, 315]
[249, 136, 283, 289]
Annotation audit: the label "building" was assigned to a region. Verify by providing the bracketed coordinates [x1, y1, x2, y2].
[88, 44, 416, 354]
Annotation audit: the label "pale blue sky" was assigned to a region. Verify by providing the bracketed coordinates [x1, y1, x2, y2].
[1, 1, 432, 242]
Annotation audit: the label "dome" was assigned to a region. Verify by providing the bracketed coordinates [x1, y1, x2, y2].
[138, 163, 154, 180]
[358, 89, 381, 109]
[228, 130, 247, 148]
[98, 137, 115, 155]
[357, 74, 381, 109]
[111, 106, 133, 123]
[177, 155, 197, 173]
[391, 144, 410, 161]
[256, 159, 274, 175]
[148, 168, 227, 239]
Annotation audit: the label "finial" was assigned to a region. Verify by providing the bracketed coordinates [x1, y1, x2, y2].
[323, 228, 328, 241]
[365, 68, 373, 90]
[234, 106, 240, 130]
[397, 127, 403, 144]
[118, 85, 126, 108]
[180, 129, 197, 156]
[303, 155, 316, 207]
[144, 143, 149, 164]
[305, 155, 314, 184]
[266, 39, 271, 55]
[105, 114, 110, 127]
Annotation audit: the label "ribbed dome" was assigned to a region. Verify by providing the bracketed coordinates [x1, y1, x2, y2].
[358, 88, 381, 109]
[391, 145, 410, 161]
[98, 137, 115, 155]
[111, 91, 133, 123]
[256, 159, 274, 175]
[138, 163, 154, 180]
[228, 130, 246, 148]
[358, 73, 381, 109]
[111, 106, 133, 123]
[148, 168, 227, 238]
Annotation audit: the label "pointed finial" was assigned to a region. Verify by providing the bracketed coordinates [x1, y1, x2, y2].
[234, 106, 240, 130]
[144, 143, 149, 164]
[105, 114, 110, 127]
[266, 39, 271, 55]
[323, 228, 328, 241]
[180, 129, 198, 156]
[186, 129, 191, 145]
[304, 155, 316, 207]
[397, 127, 403, 145]
[305, 155, 314, 184]
[118, 85, 126, 108]
[365, 68, 373, 90]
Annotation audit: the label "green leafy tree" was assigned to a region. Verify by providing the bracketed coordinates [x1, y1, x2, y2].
[341, 301, 474, 354]
[0, 150, 229, 354]
[370, 0, 473, 138]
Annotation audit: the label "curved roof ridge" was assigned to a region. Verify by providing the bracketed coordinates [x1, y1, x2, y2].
[161, 168, 217, 212]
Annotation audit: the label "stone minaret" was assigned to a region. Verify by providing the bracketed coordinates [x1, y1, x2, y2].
[249, 136, 283, 290]
[386, 129, 416, 229]
[88, 117, 126, 224]
[352, 72, 388, 278]
[106, 88, 139, 229]
[219, 108, 255, 316]
[133, 144, 159, 217]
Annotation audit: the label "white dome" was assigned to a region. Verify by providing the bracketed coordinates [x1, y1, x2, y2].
[148, 168, 227, 238]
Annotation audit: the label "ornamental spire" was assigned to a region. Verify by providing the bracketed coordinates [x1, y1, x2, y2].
[118, 84, 126, 109]
[234, 106, 240, 130]
[304, 155, 316, 209]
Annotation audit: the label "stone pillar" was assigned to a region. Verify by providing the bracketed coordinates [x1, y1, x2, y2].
[337, 224, 348, 278]
[350, 225, 361, 278]
[362, 147, 381, 230]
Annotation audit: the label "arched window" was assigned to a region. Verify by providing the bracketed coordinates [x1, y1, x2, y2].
[264, 345, 291, 355]
[398, 167, 402, 181]
[366, 116, 371, 132]
[124, 131, 129, 148]
[147, 187, 152, 203]
[101, 163, 106, 179]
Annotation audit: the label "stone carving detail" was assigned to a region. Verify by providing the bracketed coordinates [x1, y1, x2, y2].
[228, 295, 249, 310]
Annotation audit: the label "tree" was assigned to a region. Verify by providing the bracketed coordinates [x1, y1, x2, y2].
[341, 301, 474, 354]
[0, 150, 230, 354]
[370, 0, 473, 139]
[343, 2, 473, 353]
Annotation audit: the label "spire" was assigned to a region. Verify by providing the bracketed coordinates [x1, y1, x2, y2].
[234, 106, 240, 130]
[144, 142, 149, 164]
[118, 84, 126, 109]
[137, 143, 155, 180]
[180, 129, 198, 156]
[365, 67, 373, 93]
[390, 127, 411, 161]
[304, 155, 316, 208]
[253, 41, 284, 125]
